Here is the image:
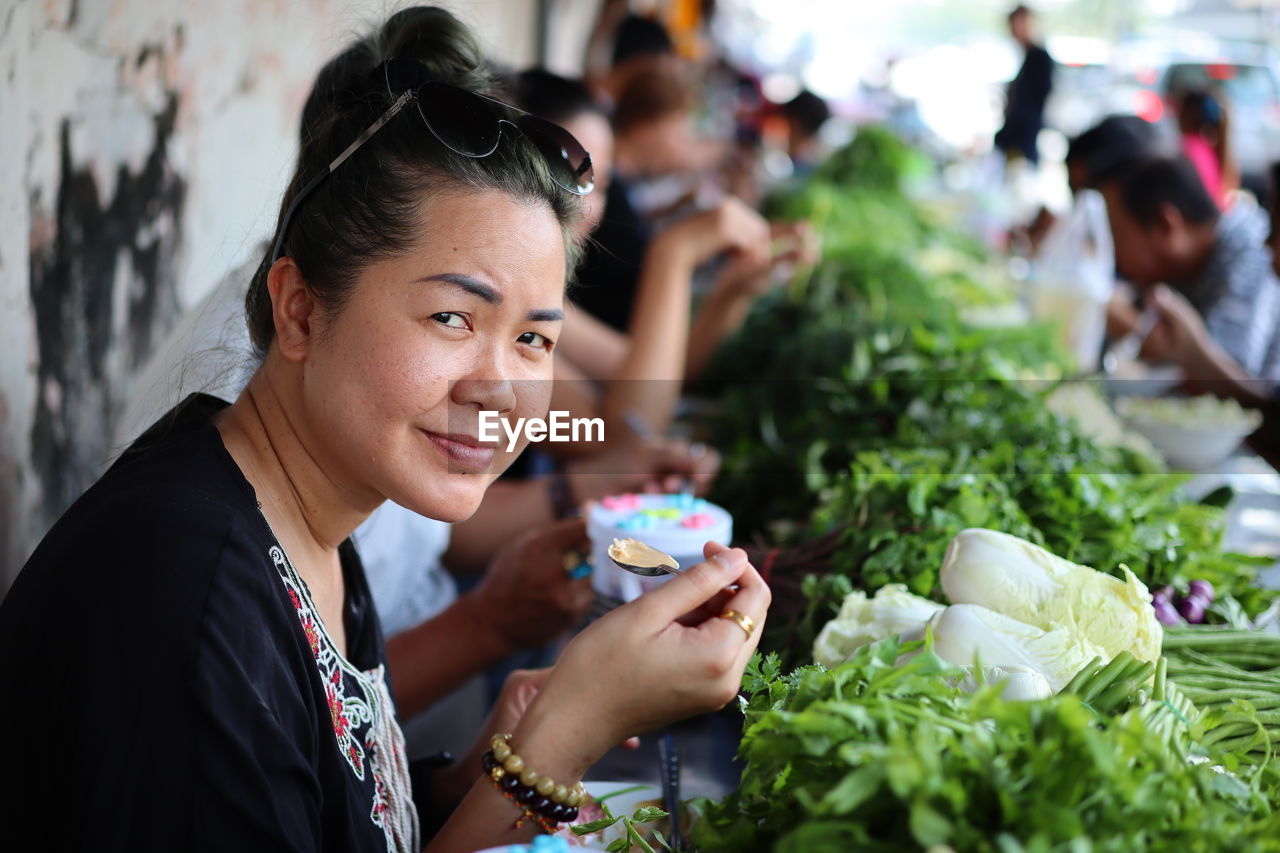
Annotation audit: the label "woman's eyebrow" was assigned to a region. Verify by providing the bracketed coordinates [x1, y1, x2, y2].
[415, 273, 501, 304]
[527, 308, 564, 322]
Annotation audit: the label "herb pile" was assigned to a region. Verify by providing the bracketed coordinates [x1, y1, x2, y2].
[702, 127, 1273, 664]
[691, 641, 1280, 852]
[687, 126, 1280, 852]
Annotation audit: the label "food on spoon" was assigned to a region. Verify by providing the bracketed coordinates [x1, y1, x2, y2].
[609, 537, 678, 571]
[588, 493, 733, 601]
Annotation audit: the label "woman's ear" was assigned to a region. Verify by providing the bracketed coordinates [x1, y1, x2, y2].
[266, 257, 317, 362]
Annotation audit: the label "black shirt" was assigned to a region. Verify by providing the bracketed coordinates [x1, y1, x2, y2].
[0, 394, 418, 852]
[995, 44, 1054, 164]
[571, 176, 650, 332]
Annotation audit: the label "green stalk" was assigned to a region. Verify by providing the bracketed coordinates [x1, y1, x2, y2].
[1094, 678, 1142, 715]
[1080, 653, 1133, 705]
[1210, 734, 1276, 755]
[1061, 657, 1101, 695]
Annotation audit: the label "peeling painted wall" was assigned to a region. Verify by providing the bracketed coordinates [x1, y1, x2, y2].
[1, 0, 596, 590]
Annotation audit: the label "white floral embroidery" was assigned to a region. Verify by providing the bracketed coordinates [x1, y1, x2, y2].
[267, 543, 419, 852]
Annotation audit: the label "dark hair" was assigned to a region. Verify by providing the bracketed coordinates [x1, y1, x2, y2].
[781, 90, 830, 138]
[1066, 114, 1160, 186]
[612, 15, 674, 67]
[1008, 4, 1031, 22]
[612, 66, 695, 136]
[1179, 89, 1224, 131]
[245, 6, 582, 354]
[514, 69, 605, 126]
[1118, 155, 1220, 227]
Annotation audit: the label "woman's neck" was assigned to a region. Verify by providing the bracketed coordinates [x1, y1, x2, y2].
[216, 364, 376, 560]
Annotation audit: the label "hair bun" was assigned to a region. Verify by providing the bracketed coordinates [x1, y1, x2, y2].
[299, 6, 492, 149]
[376, 6, 492, 93]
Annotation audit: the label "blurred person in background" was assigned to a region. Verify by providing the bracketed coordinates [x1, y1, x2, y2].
[1026, 115, 1161, 371]
[569, 62, 794, 341]
[994, 4, 1054, 167]
[1065, 114, 1161, 195]
[1103, 155, 1280, 386]
[1023, 114, 1157, 257]
[510, 68, 815, 441]
[570, 63, 694, 335]
[779, 90, 831, 178]
[1132, 160, 1280, 413]
[1177, 89, 1237, 210]
[584, 4, 680, 105]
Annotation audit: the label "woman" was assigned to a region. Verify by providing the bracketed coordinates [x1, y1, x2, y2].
[0, 8, 768, 852]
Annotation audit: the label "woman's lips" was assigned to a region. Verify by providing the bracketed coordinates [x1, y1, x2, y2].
[421, 430, 496, 472]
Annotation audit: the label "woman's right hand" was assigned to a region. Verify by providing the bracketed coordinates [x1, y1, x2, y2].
[508, 541, 769, 772]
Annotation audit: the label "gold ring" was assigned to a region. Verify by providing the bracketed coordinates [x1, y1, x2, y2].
[719, 609, 755, 639]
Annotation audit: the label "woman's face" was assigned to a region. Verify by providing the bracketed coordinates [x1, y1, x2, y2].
[300, 189, 567, 523]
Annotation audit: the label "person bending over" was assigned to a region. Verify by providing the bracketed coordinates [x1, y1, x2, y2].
[1102, 154, 1280, 383]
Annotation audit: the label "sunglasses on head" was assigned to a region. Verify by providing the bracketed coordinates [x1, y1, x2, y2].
[271, 57, 594, 263]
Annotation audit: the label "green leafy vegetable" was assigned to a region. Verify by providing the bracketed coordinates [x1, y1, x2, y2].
[699, 128, 1273, 665]
[692, 641, 1280, 852]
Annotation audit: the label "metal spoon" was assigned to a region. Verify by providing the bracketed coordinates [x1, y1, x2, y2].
[608, 537, 683, 577]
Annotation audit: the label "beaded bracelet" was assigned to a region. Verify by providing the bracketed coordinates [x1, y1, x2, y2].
[482, 733, 585, 829]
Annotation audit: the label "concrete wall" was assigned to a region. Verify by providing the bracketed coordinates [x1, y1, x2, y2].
[0, 0, 601, 589]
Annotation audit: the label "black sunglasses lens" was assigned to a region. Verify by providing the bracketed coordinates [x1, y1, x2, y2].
[382, 60, 592, 194]
[518, 115, 595, 194]
[415, 83, 501, 157]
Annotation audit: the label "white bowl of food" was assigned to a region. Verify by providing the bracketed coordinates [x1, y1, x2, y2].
[1115, 395, 1263, 471]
